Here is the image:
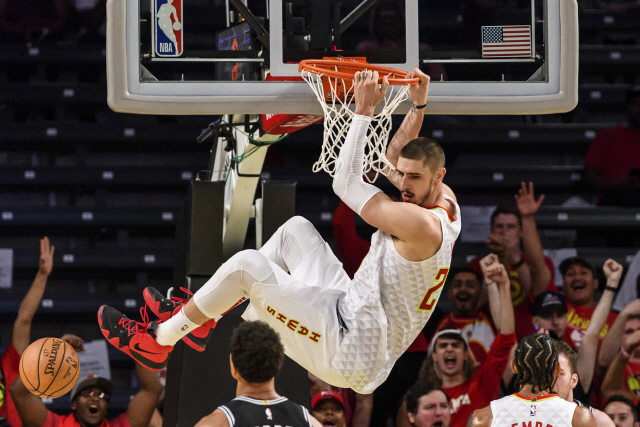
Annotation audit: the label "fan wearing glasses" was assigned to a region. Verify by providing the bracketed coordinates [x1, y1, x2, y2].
[10, 334, 162, 427]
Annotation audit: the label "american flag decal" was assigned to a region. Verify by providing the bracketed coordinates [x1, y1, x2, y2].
[482, 25, 532, 58]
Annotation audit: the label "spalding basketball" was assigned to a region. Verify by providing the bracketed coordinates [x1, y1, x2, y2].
[20, 338, 80, 398]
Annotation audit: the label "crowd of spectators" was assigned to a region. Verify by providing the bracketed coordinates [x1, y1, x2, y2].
[0, 238, 163, 427]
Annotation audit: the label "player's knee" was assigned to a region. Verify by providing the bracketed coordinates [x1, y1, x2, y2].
[229, 250, 273, 280]
[282, 215, 314, 234]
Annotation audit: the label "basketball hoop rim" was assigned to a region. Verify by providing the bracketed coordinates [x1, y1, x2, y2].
[299, 59, 419, 85]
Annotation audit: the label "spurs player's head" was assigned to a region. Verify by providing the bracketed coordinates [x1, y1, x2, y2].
[511, 333, 560, 394]
[552, 341, 579, 401]
[229, 320, 285, 385]
[397, 137, 445, 206]
[405, 381, 451, 427]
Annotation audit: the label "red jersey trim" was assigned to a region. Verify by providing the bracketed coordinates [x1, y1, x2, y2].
[513, 393, 559, 402]
[424, 205, 456, 223]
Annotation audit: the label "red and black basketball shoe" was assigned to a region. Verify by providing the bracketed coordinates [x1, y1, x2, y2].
[98, 305, 172, 371]
[143, 287, 216, 352]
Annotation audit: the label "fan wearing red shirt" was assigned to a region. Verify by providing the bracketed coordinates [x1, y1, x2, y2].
[432, 269, 495, 367]
[601, 315, 640, 404]
[0, 237, 55, 427]
[398, 255, 516, 427]
[469, 183, 557, 341]
[584, 85, 640, 207]
[11, 346, 162, 427]
[559, 257, 618, 349]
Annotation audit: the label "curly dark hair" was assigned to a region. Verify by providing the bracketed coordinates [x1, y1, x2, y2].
[229, 321, 285, 384]
[514, 333, 558, 394]
[405, 381, 449, 415]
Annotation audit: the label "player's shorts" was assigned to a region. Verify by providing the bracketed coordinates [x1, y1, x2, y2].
[242, 240, 393, 393]
[242, 241, 355, 389]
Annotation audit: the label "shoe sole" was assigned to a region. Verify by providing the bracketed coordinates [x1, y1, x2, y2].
[129, 346, 171, 371]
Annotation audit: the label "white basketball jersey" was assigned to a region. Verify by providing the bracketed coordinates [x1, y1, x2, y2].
[490, 394, 576, 427]
[333, 196, 461, 393]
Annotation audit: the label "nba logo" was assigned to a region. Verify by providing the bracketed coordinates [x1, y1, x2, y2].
[530, 405, 536, 416]
[155, 0, 183, 57]
[265, 408, 273, 420]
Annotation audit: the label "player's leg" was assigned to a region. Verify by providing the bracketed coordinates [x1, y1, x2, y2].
[258, 216, 325, 272]
[98, 249, 278, 368]
[259, 216, 350, 291]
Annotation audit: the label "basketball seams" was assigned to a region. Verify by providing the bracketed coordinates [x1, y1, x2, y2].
[20, 349, 37, 392]
[37, 339, 67, 398]
[35, 337, 50, 392]
[47, 352, 80, 398]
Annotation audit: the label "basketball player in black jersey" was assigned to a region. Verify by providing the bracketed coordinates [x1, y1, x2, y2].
[195, 321, 321, 427]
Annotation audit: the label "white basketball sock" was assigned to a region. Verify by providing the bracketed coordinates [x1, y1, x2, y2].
[155, 307, 199, 346]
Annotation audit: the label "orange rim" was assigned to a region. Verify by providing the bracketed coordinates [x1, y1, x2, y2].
[299, 58, 419, 85]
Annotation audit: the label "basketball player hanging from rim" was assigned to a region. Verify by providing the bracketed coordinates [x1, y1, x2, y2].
[98, 68, 461, 394]
[468, 333, 597, 427]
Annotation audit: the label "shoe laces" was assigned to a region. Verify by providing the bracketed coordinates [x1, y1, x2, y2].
[118, 306, 154, 336]
[169, 287, 194, 307]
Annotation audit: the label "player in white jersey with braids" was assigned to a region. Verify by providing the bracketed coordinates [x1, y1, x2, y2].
[468, 333, 596, 427]
[98, 68, 460, 394]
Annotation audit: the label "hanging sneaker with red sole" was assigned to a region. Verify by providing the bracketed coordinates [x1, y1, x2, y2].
[143, 286, 216, 352]
[98, 305, 173, 371]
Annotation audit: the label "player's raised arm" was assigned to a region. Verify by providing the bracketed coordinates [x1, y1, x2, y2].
[384, 69, 431, 189]
[332, 70, 443, 252]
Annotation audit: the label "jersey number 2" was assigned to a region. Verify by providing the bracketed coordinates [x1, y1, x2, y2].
[418, 267, 450, 312]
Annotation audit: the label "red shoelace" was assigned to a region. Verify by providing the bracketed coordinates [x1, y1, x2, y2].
[117, 306, 154, 336]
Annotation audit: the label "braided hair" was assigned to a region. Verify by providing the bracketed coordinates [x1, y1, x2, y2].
[514, 333, 559, 394]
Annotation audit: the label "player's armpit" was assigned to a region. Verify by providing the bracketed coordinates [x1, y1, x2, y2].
[572, 406, 597, 427]
[359, 192, 442, 249]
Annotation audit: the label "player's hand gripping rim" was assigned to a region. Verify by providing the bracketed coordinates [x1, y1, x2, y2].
[353, 70, 389, 117]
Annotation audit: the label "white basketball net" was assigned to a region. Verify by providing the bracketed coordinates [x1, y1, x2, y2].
[301, 69, 410, 183]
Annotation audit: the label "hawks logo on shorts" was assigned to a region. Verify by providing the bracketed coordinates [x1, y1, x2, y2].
[155, 0, 183, 57]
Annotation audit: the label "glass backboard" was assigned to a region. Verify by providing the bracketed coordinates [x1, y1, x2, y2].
[107, 0, 578, 115]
